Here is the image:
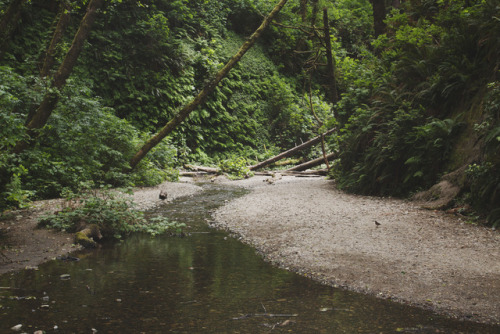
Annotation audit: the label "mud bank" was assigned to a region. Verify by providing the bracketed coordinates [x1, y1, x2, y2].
[0, 179, 201, 275]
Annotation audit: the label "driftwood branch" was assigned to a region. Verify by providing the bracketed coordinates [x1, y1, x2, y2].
[179, 169, 326, 178]
[233, 313, 298, 320]
[179, 171, 210, 177]
[263, 170, 327, 177]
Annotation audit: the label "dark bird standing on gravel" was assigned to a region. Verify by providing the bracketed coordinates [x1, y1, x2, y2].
[159, 190, 168, 200]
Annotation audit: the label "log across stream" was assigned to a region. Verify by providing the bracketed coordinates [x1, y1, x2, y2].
[0, 183, 497, 333]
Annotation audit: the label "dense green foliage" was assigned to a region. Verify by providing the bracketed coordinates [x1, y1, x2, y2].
[333, 0, 499, 223]
[1, 0, 499, 226]
[39, 184, 185, 239]
[218, 156, 253, 179]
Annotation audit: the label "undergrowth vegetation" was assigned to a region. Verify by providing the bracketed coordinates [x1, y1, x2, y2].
[38, 183, 185, 239]
[332, 0, 500, 225]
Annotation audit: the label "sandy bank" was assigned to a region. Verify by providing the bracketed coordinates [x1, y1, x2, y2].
[212, 175, 500, 324]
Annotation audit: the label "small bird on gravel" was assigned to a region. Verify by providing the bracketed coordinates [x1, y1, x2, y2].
[374, 220, 381, 227]
[159, 190, 168, 200]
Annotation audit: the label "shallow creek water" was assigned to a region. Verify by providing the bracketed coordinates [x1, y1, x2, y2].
[0, 183, 498, 333]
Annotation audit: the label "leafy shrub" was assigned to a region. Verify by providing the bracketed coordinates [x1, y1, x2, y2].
[464, 81, 500, 226]
[466, 162, 500, 226]
[0, 66, 38, 209]
[335, 97, 461, 196]
[0, 72, 179, 211]
[39, 184, 184, 239]
[334, 0, 497, 199]
[218, 157, 253, 180]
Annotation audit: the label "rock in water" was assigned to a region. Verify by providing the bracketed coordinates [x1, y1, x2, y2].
[11, 324, 22, 331]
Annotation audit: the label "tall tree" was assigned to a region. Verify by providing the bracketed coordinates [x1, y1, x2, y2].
[299, 0, 308, 22]
[369, 0, 387, 37]
[129, 0, 290, 169]
[14, 0, 106, 153]
[310, 0, 319, 27]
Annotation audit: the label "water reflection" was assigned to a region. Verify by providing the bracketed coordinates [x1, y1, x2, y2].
[0, 184, 498, 333]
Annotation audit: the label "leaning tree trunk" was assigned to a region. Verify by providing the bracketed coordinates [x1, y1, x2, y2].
[14, 0, 105, 153]
[323, 8, 338, 104]
[25, 1, 72, 125]
[40, 1, 72, 78]
[129, 0, 289, 169]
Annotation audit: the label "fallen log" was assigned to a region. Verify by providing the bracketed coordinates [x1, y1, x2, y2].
[233, 313, 298, 320]
[179, 171, 210, 177]
[283, 169, 328, 176]
[184, 164, 219, 173]
[182, 166, 328, 177]
[286, 152, 337, 172]
[256, 170, 327, 178]
[249, 128, 336, 171]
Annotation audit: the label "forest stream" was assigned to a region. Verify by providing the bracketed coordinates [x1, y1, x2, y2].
[0, 179, 499, 333]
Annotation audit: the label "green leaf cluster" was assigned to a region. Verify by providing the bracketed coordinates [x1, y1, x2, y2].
[0, 66, 178, 209]
[334, 0, 499, 199]
[336, 100, 461, 196]
[218, 156, 253, 180]
[39, 183, 184, 239]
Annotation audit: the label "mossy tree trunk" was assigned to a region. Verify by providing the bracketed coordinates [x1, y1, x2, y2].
[40, 1, 72, 78]
[14, 0, 105, 153]
[369, 0, 387, 37]
[299, 0, 308, 22]
[129, 0, 290, 169]
[310, 0, 319, 26]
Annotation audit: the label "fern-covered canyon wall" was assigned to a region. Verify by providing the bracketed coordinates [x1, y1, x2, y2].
[0, 0, 498, 226]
